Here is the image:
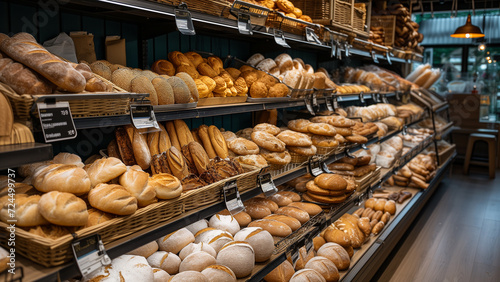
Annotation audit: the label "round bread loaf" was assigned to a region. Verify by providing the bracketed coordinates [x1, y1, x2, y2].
[52, 152, 83, 167]
[228, 138, 259, 155]
[216, 241, 255, 278]
[303, 192, 347, 204]
[176, 72, 199, 101]
[158, 228, 195, 254]
[148, 173, 182, 200]
[38, 191, 88, 226]
[153, 268, 171, 281]
[323, 228, 350, 247]
[152, 77, 175, 105]
[111, 68, 135, 91]
[275, 53, 293, 67]
[233, 154, 268, 168]
[290, 269, 326, 282]
[240, 70, 258, 87]
[0, 194, 49, 227]
[201, 265, 237, 282]
[307, 123, 337, 136]
[277, 130, 312, 146]
[127, 241, 158, 258]
[312, 135, 339, 148]
[304, 256, 339, 282]
[287, 119, 311, 133]
[234, 227, 274, 262]
[90, 61, 112, 80]
[268, 83, 289, 97]
[151, 59, 175, 76]
[225, 67, 241, 80]
[222, 131, 237, 142]
[88, 183, 138, 215]
[264, 260, 295, 282]
[131, 75, 158, 105]
[209, 214, 240, 236]
[246, 53, 265, 66]
[287, 145, 317, 156]
[184, 52, 204, 67]
[185, 219, 209, 235]
[316, 242, 350, 270]
[33, 164, 91, 194]
[179, 251, 216, 272]
[253, 123, 280, 136]
[166, 76, 191, 104]
[147, 251, 181, 274]
[306, 180, 346, 196]
[249, 81, 268, 98]
[169, 270, 208, 282]
[251, 131, 286, 152]
[218, 209, 252, 227]
[260, 149, 291, 165]
[197, 62, 218, 78]
[179, 242, 216, 260]
[109, 255, 154, 281]
[194, 228, 234, 253]
[256, 58, 277, 72]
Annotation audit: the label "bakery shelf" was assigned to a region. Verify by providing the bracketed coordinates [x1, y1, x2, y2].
[340, 151, 456, 281]
[0, 143, 53, 171]
[435, 122, 455, 140]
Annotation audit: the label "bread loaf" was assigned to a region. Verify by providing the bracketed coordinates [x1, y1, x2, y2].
[304, 256, 339, 282]
[208, 125, 229, 158]
[251, 131, 286, 152]
[0, 194, 49, 227]
[194, 228, 234, 253]
[166, 146, 189, 180]
[33, 164, 91, 194]
[147, 251, 181, 275]
[275, 206, 310, 224]
[0, 33, 86, 92]
[0, 92, 13, 137]
[314, 174, 347, 191]
[0, 56, 54, 94]
[165, 121, 181, 151]
[248, 219, 292, 237]
[176, 72, 199, 101]
[289, 269, 326, 282]
[114, 127, 136, 165]
[52, 152, 84, 167]
[201, 265, 237, 282]
[148, 173, 182, 200]
[169, 271, 208, 282]
[174, 119, 194, 148]
[316, 242, 350, 270]
[245, 197, 278, 212]
[166, 76, 191, 103]
[119, 166, 156, 207]
[159, 227, 195, 254]
[85, 157, 127, 187]
[209, 214, 241, 236]
[264, 260, 295, 282]
[219, 209, 252, 227]
[228, 138, 259, 155]
[180, 251, 216, 272]
[38, 191, 88, 226]
[179, 242, 216, 260]
[128, 126, 152, 170]
[216, 241, 255, 278]
[83, 208, 115, 228]
[152, 77, 175, 105]
[264, 214, 301, 231]
[88, 183, 138, 215]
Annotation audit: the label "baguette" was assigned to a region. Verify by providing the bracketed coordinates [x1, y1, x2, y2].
[158, 124, 171, 153]
[147, 131, 160, 157]
[0, 57, 54, 94]
[0, 33, 86, 92]
[165, 121, 181, 151]
[115, 127, 136, 166]
[174, 120, 194, 148]
[208, 125, 228, 158]
[198, 125, 217, 159]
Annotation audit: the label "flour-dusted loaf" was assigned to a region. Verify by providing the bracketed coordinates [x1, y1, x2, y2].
[0, 194, 49, 227]
[234, 227, 274, 262]
[216, 241, 255, 278]
[209, 214, 240, 236]
[148, 173, 182, 200]
[228, 138, 260, 155]
[119, 166, 156, 207]
[179, 251, 216, 272]
[179, 242, 216, 260]
[194, 228, 234, 253]
[33, 164, 91, 194]
[127, 241, 158, 258]
[147, 251, 181, 274]
[38, 191, 88, 226]
[201, 264, 237, 282]
[88, 183, 137, 215]
[85, 157, 127, 187]
[158, 227, 195, 254]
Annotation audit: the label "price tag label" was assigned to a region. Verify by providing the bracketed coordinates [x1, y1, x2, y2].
[305, 27, 322, 44]
[304, 97, 315, 116]
[175, 5, 196, 35]
[386, 52, 392, 65]
[274, 29, 290, 48]
[344, 43, 350, 57]
[130, 105, 160, 130]
[371, 51, 379, 63]
[311, 93, 318, 108]
[258, 173, 278, 197]
[325, 96, 334, 111]
[37, 101, 77, 143]
[223, 180, 244, 215]
[71, 234, 111, 278]
[237, 12, 252, 35]
[308, 158, 323, 176]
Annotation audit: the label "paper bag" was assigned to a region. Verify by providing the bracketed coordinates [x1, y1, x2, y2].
[70, 32, 97, 63]
[105, 36, 126, 66]
[43, 32, 78, 63]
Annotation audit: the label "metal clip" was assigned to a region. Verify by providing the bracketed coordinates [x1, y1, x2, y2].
[274, 29, 290, 48]
[344, 42, 350, 57]
[175, 3, 196, 35]
[371, 51, 379, 63]
[237, 9, 253, 35]
[359, 92, 365, 104]
[305, 27, 322, 44]
[385, 51, 392, 65]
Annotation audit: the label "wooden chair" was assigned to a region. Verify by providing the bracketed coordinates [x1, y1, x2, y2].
[463, 133, 497, 178]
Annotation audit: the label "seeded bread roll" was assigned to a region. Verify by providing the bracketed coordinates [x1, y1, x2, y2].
[88, 183, 138, 215]
[152, 77, 175, 105]
[38, 191, 88, 226]
[166, 76, 191, 104]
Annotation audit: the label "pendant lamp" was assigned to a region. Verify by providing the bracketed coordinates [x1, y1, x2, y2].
[450, 14, 485, 38]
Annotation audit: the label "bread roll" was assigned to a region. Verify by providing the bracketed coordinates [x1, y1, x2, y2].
[153, 268, 170, 281]
[275, 206, 310, 224]
[158, 227, 195, 254]
[264, 260, 295, 282]
[33, 164, 91, 194]
[147, 251, 181, 274]
[264, 214, 301, 231]
[201, 265, 237, 282]
[169, 271, 208, 282]
[85, 157, 127, 188]
[127, 241, 158, 258]
[179, 242, 216, 260]
[194, 228, 234, 253]
[234, 227, 274, 262]
[38, 191, 88, 226]
[209, 214, 240, 236]
[304, 256, 339, 282]
[119, 166, 156, 207]
[185, 219, 209, 235]
[316, 242, 350, 270]
[248, 219, 292, 237]
[208, 125, 229, 158]
[166, 76, 191, 103]
[0, 194, 49, 227]
[290, 269, 326, 282]
[88, 183, 138, 215]
[148, 173, 182, 200]
[245, 203, 271, 219]
[216, 241, 255, 278]
[52, 152, 84, 167]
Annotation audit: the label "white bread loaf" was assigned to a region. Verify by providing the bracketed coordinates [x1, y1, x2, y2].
[179, 251, 216, 272]
[158, 228, 195, 254]
[110, 255, 154, 281]
[153, 268, 170, 282]
[147, 251, 181, 274]
[147, 173, 182, 200]
[234, 227, 274, 262]
[88, 183, 138, 215]
[127, 241, 158, 258]
[208, 214, 240, 236]
[194, 228, 234, 253]
[0, 194, 49, 227]
[38, 191, 88, 226]
[52, 152, 84, 167]
[85, 157, 127, 187]
[304, 256, 339, 282]
[201, 265, 237, 282]
[33, 164, 91, 194]
[179, 242, 216, 260]
[119, 166, 156, 207]
[290, 269, 326, 282]
[216, 241, 255, 278]
[169, 271, 208, 282]
[185, 219, 209, 235]
[316, 242, 350, 271]
[18, 161, 51, 178]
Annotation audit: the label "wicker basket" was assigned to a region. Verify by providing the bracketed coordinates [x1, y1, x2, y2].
[266, 11, 323, 40]
[0, 197, 185, 267]
[290, 152, 310, 164]
[170, 0, 230, 17]
[371, 15, 396, 47]
[0, 74, 132, 120]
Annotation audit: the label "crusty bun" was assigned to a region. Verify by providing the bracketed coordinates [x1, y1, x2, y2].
[38, 191, 88, 226]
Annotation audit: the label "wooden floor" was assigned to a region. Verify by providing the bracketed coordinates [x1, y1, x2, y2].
[374, 164, 500, 282]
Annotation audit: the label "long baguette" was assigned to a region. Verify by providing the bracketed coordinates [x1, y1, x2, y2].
[0, 33, 86, 92]
[0, 56, 54, 94]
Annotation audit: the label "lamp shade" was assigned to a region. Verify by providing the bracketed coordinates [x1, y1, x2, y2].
[450, 14, 485, 38]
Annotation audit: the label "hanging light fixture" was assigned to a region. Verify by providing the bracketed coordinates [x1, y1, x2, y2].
[451, 14, 485, 38]
[450, 0, 485, 38]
